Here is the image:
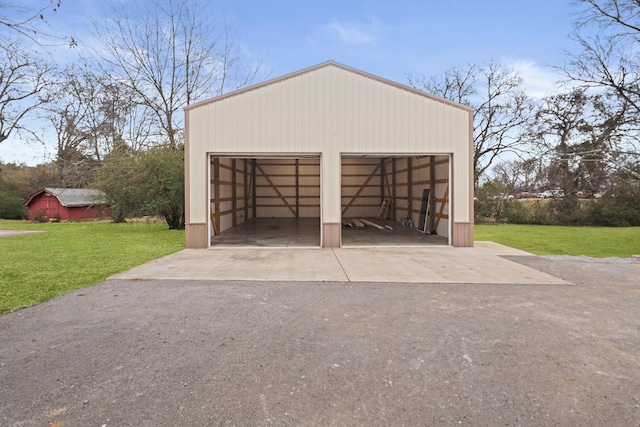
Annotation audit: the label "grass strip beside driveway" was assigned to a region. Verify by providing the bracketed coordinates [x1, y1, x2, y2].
[475, 224, 640, 258]
[0, 220, 184, 312]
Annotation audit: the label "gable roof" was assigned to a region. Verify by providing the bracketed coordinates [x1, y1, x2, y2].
[23, 188, 108, 207]
[184, 60, 474, 113]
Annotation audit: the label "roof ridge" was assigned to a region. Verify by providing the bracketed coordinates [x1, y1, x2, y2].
[184, 61, 473, 113]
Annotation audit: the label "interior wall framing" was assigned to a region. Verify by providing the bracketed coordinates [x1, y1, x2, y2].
[209, 157, 253, 236]
[254, 159, 320, 219]
[209, 156, 321, 237]
[341, 155, 450, 239]
[341, 157, 383, 218]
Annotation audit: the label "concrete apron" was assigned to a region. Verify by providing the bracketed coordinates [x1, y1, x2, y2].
[109, 241, 570, 285]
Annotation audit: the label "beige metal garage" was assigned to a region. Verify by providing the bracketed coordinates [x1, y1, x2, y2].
[184, 61, 474, 248]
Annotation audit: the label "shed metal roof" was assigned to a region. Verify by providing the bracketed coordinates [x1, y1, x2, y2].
[23, 188, 108, 207]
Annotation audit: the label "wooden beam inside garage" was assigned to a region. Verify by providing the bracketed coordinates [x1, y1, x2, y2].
[243, 159, 249, 222]
[252, 159, 257, 219]
[429, 156, 436, 233]
[255, 163, 297, 216]
[407, 157, 413, 221]
[213, 158, 221, 235]
[295, 159, 300, 217]
[383, 159, 393, 203]
[391, 158, 397, 220]
[434, 185, 449, 231]
[341, 163, 381, 215]
[380, 158, 385, 203]
[232, 159, 237, 227]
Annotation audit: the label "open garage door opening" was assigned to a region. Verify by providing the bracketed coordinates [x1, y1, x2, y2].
[208, 155, 321, 247]
[341, 154, 450, 247]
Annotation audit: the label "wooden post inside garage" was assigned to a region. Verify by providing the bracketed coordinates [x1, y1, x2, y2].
[295, 159, 300, 217]
[213, 158, 221, 235]
[391, 158, 397, 220]
[407, 157, 413, 221]
[429, 156, 436, 233]
[243, 159, 249, 222]
[231, 159, 237, 227]
[252, 159, 257, 219]
[379, 158, 385, 203]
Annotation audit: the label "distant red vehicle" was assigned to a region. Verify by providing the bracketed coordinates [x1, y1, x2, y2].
[577, 191, 593, 198]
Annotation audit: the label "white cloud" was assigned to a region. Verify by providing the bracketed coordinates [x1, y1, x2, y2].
[312, 16, 379, 47]
[504, 58, 564, 99]
[326, 19, 376, 45]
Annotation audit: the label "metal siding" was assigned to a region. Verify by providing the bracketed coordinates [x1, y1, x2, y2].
[345, 72, 354, 147]
[186, 63, 472, 227]
[356, 75, 366, 152]
[324, 153, 339, 223]
[189, 130, 206, 223]
[308, 73, 319, 151]
[405, 92, 413, 152]
[453, 109, 471, 223]
[435, 157, 450, 237]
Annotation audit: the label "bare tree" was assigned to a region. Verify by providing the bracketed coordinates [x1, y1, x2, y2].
[92, 0, 262, 147]
[89, 79, 156, 156]
[0, 0, 62, 45]
[44, 66, 102, 185]
[492, 158, 545, 194]
[56, 67, 151, 160]
[42, 65, 155, 185]
[536, 89, 589, 196]
[0, 40, 53, 144]
[408, 62, 535, 183]
[567, 0, 640, 113]
[532, 88, 633, 195]
[563, 0, 640, 183]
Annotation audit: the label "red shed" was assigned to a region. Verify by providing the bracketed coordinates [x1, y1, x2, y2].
[23, 188, 110, 221]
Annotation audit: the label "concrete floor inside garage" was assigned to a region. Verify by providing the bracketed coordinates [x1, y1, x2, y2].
[341, 218, 448, 246]
[210, 217, 448, 247]
[211, 218, 321, 247]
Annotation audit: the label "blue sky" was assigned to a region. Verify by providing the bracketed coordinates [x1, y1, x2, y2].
[2, 0, 582, 165]
[221, 0, 578, 82]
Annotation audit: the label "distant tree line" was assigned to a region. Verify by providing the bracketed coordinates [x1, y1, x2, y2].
[1, 0, 638, 227]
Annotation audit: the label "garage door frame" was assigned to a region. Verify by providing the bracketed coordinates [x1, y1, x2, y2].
[207, 153, 323, 248]
[340, 153, 452, 246]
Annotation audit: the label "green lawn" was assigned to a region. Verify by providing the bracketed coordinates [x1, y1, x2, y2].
[0, 220, 184, 313]
[475, 224, 640, 258]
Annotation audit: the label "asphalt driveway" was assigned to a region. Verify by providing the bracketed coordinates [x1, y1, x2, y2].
[1, 254, 639, 426]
